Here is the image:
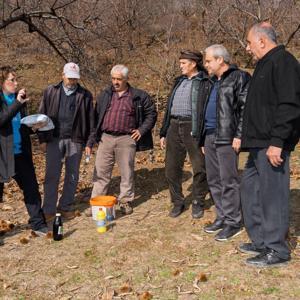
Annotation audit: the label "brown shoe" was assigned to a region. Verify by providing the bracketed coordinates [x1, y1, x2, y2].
[44, 214, 55, 223]
[58, 210, 76, 220]
[120, 202, 133, 215]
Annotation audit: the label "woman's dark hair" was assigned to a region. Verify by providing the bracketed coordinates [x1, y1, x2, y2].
[0, 66, 16, 86]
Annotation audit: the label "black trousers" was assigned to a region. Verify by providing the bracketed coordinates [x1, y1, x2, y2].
[241, 148, 290, 259]
[165, 119, 207, 207]
[13, 153, 46, 231]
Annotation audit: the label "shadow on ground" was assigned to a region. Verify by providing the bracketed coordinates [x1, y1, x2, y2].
[290, 189, 300, 236]
[74, 167, 192, 213]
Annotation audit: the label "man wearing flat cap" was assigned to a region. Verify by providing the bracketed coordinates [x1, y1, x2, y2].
[160, 50, 209, 218]
[38, 62, 94, 221]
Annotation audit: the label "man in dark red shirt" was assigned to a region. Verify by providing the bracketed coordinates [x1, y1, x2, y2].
[91, 65, 157, 214]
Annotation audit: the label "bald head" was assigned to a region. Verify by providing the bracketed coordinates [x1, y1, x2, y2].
[250, 22, 277, 43]
[246, 22, 278, 60]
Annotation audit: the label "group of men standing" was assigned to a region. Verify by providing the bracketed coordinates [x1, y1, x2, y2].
[160, 22, 299, 267]
[1, 22, 299, 268]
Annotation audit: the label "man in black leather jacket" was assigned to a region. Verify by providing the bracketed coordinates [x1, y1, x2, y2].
[200, 44, 251, 241]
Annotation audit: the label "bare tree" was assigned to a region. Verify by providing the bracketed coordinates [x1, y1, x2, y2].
[0, 0, 86, 61]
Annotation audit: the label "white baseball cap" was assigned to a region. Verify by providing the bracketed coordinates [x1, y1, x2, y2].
[63, 62, 80, 79]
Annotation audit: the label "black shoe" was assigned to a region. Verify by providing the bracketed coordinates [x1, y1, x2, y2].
[169, 205, 184, 218]
[215, 224, 242, 241]
[246, 249, 290, 268]
[191, 200, 204, 219]
[239, 243, 265, 255]
[204, 219, 224, 233]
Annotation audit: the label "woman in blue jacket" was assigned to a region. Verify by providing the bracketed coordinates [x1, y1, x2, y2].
[0, 66, 48, 236]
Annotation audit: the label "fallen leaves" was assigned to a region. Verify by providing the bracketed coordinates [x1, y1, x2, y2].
[138, 291, 153, 300]
[104, 273, 122, 281]
[119, 281, 133, 293]
[167, 258, 186, 264]
[3, 283, 11, 289]
[0, 219, 15, 235]
[290, 167, 300, 179]
[74, 210, 81, 217]
[177, 285, 194, 295]
[195, 272, 208, 282]
[67, 265, 79, 269]
[173, 269, 183, 276]
[12, 269, 36, 276]
[1, 205, 13, 211]
[101, 289, 116, 300]
[46, 231, 53, 239]
[99, 288, 152, 300]
[19, 237, 29, 244]
[190, 233, 204, 241]
[192, 272, 208, 293]
[188, 263, 209, 267]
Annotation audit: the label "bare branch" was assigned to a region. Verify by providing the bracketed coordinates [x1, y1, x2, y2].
[285, 23, 300, 47]
[51, 0, 59, 10]
[22, 16, 68, 61]
[9, 1, 21, 18]
[232, 4, 259, 21]
[218, 19, 246, 48]
[52, 0, 78, 11]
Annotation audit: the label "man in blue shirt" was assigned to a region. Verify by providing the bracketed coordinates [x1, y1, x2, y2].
[201, 45, 250, 241]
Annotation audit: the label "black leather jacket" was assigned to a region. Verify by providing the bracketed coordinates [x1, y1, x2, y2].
[199, 65, 251, 146]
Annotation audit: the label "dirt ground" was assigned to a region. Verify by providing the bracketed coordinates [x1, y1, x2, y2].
[0, 138, 299, 300]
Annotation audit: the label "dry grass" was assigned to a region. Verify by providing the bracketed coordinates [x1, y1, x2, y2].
[0, 141, 299, 300]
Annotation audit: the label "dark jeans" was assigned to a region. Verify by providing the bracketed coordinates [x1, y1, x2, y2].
[13, 154, 46, 230]
[204, 133, 241, 227]
[43, 138, 83, 214]
[241, 148, 290, 259]
[165, 119, 207, 207]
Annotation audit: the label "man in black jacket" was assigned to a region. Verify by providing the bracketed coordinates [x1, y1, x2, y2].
[240, 22, 300, 267]
[160, 50, 209, 219]
[201, 45, 250, 241]
[38, 63, 94, 221]
[91, 65, 157, 215]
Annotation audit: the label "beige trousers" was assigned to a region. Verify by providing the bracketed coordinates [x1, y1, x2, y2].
[91, 133, 136, 203]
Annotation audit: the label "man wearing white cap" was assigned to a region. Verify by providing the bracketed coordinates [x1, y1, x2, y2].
[38, 62, 94, 221]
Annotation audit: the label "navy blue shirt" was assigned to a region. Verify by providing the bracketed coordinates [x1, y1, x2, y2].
[205, 81, 219, 130]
